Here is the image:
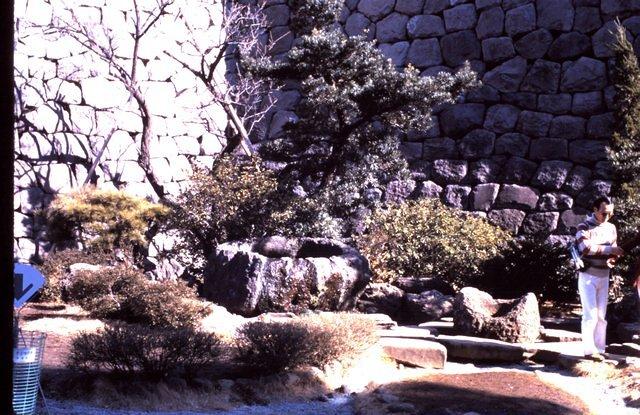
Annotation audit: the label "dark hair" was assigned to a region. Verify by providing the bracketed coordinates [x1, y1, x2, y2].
[591, 196, 612, 210]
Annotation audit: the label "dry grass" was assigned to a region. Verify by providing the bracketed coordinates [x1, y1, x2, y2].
[572, 361, 640, 408]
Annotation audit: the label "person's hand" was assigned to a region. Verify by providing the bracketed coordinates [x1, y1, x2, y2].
[607, 257, 618, 268]
[611, 246, 625, 256]
[634, 275, 640, 289]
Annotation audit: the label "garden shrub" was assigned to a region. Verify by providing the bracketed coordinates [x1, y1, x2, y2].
[356, 198, 510, 288]
[66, 265, 208, 328]
[477, 235, 578, 302]
[235, 313, 378, 374]
[36, 249, 111, 303]
[168, 155, 344, 276]
[68, 325, 223, 379]
[45, 186, 168, 253]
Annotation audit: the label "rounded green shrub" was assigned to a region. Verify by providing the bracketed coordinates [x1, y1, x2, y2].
[66, 265, 208, 328]
[36, 249, 111, 303]
[477, 235, 578, 302]
[356, 198, 511, 288]
[45, 186, 168, 252]
[235, 313, 378, 374]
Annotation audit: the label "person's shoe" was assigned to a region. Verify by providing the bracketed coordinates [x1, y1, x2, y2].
[585, 353, 605, 362]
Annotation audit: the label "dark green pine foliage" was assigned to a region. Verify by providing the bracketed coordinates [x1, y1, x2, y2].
[250, 0, 476, 235]
[608, 21, 640, 240]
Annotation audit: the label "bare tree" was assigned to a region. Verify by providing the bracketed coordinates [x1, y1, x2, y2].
[165, 0, 280, 154]
[51, 0, 174, 199]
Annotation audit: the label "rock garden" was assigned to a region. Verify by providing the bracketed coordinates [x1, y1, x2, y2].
[12, 0, 640, 414]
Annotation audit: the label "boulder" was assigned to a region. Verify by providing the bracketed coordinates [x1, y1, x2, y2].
[203, 237, 371, 316]
[407, 15, 445, 38]
[440, 30, 481, 67]
[453, 287, 541, 343]
[494, 133, 530, 157]
[357, 283, 405, 319]
[394, 277, 455, 296]
[487, 208, 526, 233]
[520, 60, 561, 93]
[520, 212, 560, 234]
[469, 158, 502, 183]
[459, 129, 496, 158]
[407, 38, 442, 68]
[403, 290, 454, 324]
[501, 157, 537, 184]
[574, 7, 601, 34]
[538, 93, 572, 114]
[380, 337, 447, 368]
[547, 32, 591, 60]
[443, 4, 477, 32]
[376, 13, 408, 43]
[423, 137, 458, 160]
[440, 103, 486, 137]
[472, 183, 500, 211]
[536, 0, 574, 31]
[560, 57, 607, 92]
[431, 159, 468, 184]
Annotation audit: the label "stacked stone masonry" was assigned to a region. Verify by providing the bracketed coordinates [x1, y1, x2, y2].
[13, 0, 640, 261]
[294, 0, 637, 241]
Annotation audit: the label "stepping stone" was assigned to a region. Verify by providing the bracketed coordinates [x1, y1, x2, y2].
[606, 343, 640, 358]
[378, 326, 435, 339]
[540, 316, 581, 331]
[380, 337, 447, 369]
[426, 334, 531, 362]
[540, 328, 582, 342]
[418, 320, 456, 335]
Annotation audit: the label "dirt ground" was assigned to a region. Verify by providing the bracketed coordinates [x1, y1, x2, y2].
[355, 371, 593, 415]
[16, 303, 639, 415]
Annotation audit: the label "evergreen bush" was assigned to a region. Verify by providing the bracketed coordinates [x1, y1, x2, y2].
[477, 235, 577, 302]
[608, 21, 640, 241]
[249, 0, 476, 236]
[356, 198, 510, 288]
[45, 186, 168, 253]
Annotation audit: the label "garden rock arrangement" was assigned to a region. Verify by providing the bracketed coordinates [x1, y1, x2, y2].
[357, 282, 454, 324]
[203, 236, 371, 316]
[453, 287, 541, 343]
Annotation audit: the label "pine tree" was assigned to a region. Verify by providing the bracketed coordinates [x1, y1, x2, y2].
[608, 21, 640, 240]
[249, 0, 476, 235]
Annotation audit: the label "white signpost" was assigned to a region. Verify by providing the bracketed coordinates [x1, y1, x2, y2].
[14, 263, 45, 309]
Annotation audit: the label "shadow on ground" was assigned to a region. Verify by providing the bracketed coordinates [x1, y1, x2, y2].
[355, 371, 592, 415]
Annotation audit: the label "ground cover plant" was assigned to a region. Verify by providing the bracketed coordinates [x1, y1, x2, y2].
[356, 198, 510, 288]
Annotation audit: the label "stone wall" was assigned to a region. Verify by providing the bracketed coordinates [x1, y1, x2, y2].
[14, 0, 640, 261]
[14, 0, 229, 260]
[261, 0, 640, 242]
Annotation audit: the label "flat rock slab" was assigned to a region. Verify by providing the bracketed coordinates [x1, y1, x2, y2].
[425, 334, 531, 362]
[540, 328, 582, 342]
[540, 316, 581, 332]
[380, 337, 447, 369]
[378, 326, 435, 339]
[418, 320, 456, 335]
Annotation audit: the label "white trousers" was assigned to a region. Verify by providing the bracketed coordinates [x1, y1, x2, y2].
[578, 272, 609, 355]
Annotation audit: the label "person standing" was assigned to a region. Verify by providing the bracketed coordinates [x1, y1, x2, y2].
[575, 196, 625, 360]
